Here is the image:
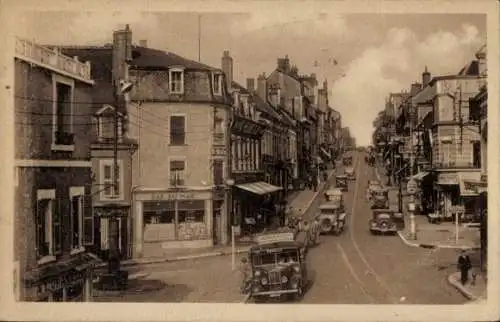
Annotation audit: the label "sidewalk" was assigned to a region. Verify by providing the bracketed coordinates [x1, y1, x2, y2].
[97, 170, 336, 269]
[375, 165, 480, 250]
[447, 250, 487, 301]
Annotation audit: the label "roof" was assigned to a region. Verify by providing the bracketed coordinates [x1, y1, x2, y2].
[458, 60, 479, 76]
[319, 202, 341, 210]
[251, 91, 283, 122]
[250, 240, 303, 252]
[130, 46, 221, 72]
[57, 46, 115, 107]
[231, 81, 250, 94]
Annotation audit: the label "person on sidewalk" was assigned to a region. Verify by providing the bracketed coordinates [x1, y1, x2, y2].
[457, 250, 472, 285]
[239, 257, 252, 293]
[311, 217, 321, 244]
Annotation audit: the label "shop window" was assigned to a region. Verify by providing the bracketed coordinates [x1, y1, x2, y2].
[178, 200, 205, 223]
[143, 201, 175, 224]
[70, 193, 83, 251]
[100, 159, 124, 200]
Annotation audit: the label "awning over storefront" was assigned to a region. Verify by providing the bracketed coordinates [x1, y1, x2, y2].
[458, 172, 483, 197]
[320, 147, 332, 159]
[235, 181, 283, 195]
[412, 171, 429, 181]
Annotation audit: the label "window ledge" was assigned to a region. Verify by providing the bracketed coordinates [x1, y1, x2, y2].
[37, 255, 56, 265]
[169, 144, 188, 147]
[70, 247, 86, 256]
[101, 196, 124, 202]
[170, 91, 184, 95]
[51, 143, 75, 152]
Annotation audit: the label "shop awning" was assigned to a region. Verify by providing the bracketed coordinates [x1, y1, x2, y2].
[412, 172, 429, 181]
[235, 181, 283, 195]
[459, 172, 482, 197]
[320, 147, 332, 159]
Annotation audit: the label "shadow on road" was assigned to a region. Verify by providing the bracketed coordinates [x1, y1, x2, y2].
[93, 279, 193, 302]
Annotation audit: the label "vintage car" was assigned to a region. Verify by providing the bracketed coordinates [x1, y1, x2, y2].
[366, 180, 383, 200]
[370, 187, 389, 209]
[369, 209, 404, 235]
[316, 202, 347, 235]
[324, 188, 345, 204]
[345, 166, 356, 180]
[335, 175, 348, 192]
[342, 155, 353, 166]
[248, 232, 308, 302]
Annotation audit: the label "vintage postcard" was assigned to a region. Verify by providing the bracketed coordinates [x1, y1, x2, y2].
[0, 0, 498, 321]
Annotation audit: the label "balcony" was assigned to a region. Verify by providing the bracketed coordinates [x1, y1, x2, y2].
[432, 161, 480, 170]
[15, 37, 93, 84]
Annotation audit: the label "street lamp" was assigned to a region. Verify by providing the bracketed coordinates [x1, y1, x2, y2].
[226, 178, 236, 270]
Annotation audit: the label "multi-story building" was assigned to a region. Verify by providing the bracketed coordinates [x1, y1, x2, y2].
[221, 51, 284, 235]
[58, 25, 139, 260]
[14, 37, 97, 301]
[127, 43, 232, 257]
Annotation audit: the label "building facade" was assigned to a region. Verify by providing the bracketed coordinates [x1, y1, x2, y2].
[14, 37, 97, 301]
[127, 45, 232, 257]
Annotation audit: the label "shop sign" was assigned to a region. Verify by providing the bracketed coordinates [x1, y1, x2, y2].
[38, 271, 86, 296]
[151, 192, 196, 201]
[438, 173, 458, 185]
[450, 205, 465, 214]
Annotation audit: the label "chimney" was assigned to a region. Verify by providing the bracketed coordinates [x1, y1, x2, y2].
[410, 82, 422, 96]
[277, 55, 291, 72]
[112, 24, 132, 90]
[269, 85, 281, 107]
[246, 78, 255, 92]
[221, 50, 233, 92]
[139, 39, 148, 48]
[257, 73, 267, 101]
[422, 66, 431, 87]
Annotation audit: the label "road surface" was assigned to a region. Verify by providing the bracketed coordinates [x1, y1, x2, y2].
[93, 151, 467, 304]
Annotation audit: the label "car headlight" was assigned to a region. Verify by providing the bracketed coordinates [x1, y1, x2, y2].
[293, 265, 300, 273]
[281, 276, 288, 284]
[252, 285, 261, 294]
[254, 270, 261, 277]
[261, 277, 268, 285]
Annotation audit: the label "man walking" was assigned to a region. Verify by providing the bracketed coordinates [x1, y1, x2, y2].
[457, 250, 472, 285]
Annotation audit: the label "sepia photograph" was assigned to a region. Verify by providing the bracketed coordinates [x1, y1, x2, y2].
[0, 0, 498, 321]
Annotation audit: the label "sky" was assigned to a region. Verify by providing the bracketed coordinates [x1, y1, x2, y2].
[16, 10, 486, 146]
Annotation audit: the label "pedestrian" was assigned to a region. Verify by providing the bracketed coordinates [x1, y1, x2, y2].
[457, 250, 472, 285]
[239, 257, 252, 293]
[312, 216, 321, 244]
[284, 206, 293, 227]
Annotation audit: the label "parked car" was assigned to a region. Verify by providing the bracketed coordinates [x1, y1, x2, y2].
[369, 209, 404, 235]
[316, 202, 347, 235]
[370, 187, 389, 209]
[335, 175, 348, 192]
[247, 231, 308, 302]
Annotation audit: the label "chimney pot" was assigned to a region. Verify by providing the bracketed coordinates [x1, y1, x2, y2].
[221, 50, 233, 91]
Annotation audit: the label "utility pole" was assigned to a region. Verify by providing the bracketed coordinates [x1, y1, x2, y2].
[408, 101, 417, 240]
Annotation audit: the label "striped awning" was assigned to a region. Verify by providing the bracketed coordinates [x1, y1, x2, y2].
[235, 181, 283, 195]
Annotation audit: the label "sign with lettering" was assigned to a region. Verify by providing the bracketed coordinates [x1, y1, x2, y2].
[254, 232, 295, 244]
[38, 271, 86, 296]
[152, 192, 196, 201]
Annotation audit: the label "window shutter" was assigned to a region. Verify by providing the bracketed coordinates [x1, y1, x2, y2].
[53, 199, 63, 255]
[35, 200, 45, 258]
[83, 195, 94, 246]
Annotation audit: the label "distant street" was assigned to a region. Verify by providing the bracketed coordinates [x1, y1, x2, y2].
[94, 151, 467, 304]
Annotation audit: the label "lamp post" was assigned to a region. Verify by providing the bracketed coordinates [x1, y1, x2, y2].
[226, 178, 236, 271]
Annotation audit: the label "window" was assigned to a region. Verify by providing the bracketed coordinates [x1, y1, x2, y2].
[170, 159, 186, 186]
[36, 189, 60, 263]
[472, 141, 481, 168]
[170, 115, 186, 145]
[169, 68, 184, 94]
[96, 116, 115, 141]
[441, 142, 452, 165]
[52, 75, 74, 150]
[212, 73, 222, 95]
[213, 159, 224, 186]
[70, 187, 84, 251]
[100, 159, 124, 200]
[178, 200, 205, 223]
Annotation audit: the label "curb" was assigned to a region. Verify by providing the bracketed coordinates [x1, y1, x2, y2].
[96, 247, 251, 269]
[396, 231, 480, 250]
[296, 170, 336, 219]
[447, 272, 479, 301]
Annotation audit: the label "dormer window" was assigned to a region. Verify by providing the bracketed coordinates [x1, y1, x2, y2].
[212, 73, 223, 96]
[95, 105, 123, 143]
[169, 67, 184, 94]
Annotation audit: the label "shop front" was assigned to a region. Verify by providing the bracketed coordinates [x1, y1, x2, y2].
[134, 189, 214, 257]
[232, 172, 282, 237]
[23, 253, 96, 302]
